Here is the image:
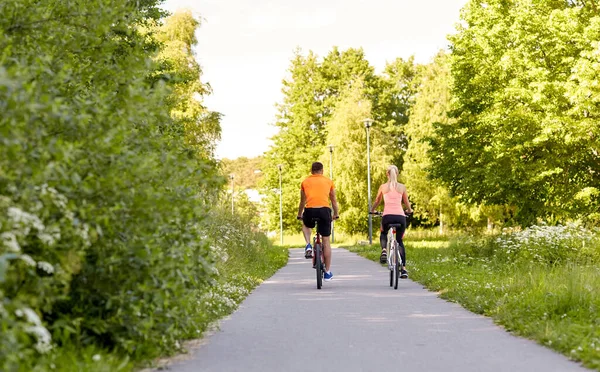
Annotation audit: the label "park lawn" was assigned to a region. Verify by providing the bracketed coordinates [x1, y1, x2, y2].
[347, 238, 600, 371]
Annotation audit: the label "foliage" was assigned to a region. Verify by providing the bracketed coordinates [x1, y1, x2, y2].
[220, 156, 264, 190]
[453, 224, 600, 266]
[0, 2, 227, 369]
[323, 81, 390, 234]
[200, 207, 287, 321]
[261, 48, 418, 234]
[429, 0, 600, 224]
[154, 9, 222, 159]
[403, 51, 458, 225]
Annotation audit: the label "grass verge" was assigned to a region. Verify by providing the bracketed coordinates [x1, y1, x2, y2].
[346, 237, 600, 371]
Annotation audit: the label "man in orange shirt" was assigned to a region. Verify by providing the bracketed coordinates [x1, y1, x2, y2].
[297, 162, 339, 281]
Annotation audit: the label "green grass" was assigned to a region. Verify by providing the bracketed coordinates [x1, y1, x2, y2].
[346, 237, 600, 371]
[32, 345, 133, 372]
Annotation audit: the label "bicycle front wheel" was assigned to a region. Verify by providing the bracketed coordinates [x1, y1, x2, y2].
[394, 245, 400, 290]
[389, 248, 393, 287]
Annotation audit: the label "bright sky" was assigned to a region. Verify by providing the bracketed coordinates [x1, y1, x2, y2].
[162, 0, 469, 160]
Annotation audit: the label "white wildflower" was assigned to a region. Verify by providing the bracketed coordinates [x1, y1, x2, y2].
[19, 254, 36, 267]
[92, 354, 101, 362]
[1, 232, 21, 252]
[77, 224, 91, 247]
[22, 307, 42, 326]
[15, 309, 24, 318]
[38, 233, 55, 246]
[26, 325, 52, 353]
[8, 207, 45, 234]
[37, 261, 54, 274]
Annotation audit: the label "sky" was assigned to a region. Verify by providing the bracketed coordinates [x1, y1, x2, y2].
[162, 0, 469, 160]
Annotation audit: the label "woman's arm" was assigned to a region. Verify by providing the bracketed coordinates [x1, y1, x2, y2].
[371, 185, 384, 212]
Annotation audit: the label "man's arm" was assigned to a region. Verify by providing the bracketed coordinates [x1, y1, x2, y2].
[297, 189, 307, 218]
[329, 188, 339, 218]
[371, 185, 383, 212]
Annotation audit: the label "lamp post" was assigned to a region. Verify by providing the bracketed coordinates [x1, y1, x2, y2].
[327, 144, 335, 243]
[363, 118, 374, 244]
[277, 164, 283, 245]
[229, 174, 235, 214]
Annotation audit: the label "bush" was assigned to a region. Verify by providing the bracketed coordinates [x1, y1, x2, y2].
[0, 0, 222, 369]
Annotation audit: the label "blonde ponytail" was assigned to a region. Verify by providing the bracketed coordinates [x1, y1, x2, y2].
[387, 165, 399, 192]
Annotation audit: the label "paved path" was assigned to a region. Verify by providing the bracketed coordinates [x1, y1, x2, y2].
[167, 248, 588, 372]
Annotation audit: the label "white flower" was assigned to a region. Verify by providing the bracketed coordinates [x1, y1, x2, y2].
[23, 307, 42, 326]
[15, 309, 24, 317]
[1, 232, 20, 252]
[92, 354, 101, 362]
[38, 233, 55, 246]
[19, 254, 36, 267]
[37, 261, 54, 274]
[7, 207, 45, 234]
[26, 325, 52, 353]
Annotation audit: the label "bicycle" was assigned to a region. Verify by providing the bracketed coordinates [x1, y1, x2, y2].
[369, 211, 412, 290]
[297, 215, 337, 290]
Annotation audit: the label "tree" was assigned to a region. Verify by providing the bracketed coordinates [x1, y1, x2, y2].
[261, 48, 379, 233]
[0, 2, 222, 366]
[403, 52, 456, 225]
[429, 0, 600, 224]
[220, 156, 264, 190]
[324, 81, 391, 234]
[154, 9, 222, 159]
[376, 57, 420, 169]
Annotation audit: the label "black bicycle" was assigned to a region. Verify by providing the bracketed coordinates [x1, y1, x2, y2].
[298, 216, 336, 289]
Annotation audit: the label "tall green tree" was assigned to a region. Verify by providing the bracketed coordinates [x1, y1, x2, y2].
[261, 48, 379, 232]
[154, 9, 222, 159]
[403, 52, 455, 225]
[376, 57, 420, 169]
[323, 81, 391, 234]
[429, 0, 600, 224]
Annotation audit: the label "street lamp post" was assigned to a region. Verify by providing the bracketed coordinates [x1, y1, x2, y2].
[277, 164, 283, 245]
[229, 174, 235, 214]
[363, 118, 374, 244]
[327, 145, 335, 243]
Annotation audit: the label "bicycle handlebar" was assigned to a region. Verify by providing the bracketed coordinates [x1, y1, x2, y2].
[369, 211, 414, 218]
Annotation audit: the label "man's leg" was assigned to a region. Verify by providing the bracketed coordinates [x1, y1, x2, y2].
[322, 236, 332, 272]
[302, 224, 312, 245]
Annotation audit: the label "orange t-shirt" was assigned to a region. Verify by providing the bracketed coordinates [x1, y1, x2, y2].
[301, 174, 334, 208]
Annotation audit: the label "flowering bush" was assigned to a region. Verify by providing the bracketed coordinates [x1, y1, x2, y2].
[494, 224, 600, 265]
[0, 0, 223, 369]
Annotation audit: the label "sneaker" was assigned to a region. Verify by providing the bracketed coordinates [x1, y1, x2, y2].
[379, 250, 387, 264]
[400, 269, 408, 279]
[324, 271, 333, 281]
[304, 244, 313, 259]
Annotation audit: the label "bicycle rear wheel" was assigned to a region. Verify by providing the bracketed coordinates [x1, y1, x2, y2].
[315, 244, 322, 289]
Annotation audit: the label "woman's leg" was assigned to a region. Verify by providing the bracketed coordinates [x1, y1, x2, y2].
[379, 219, 389, 263]
[395, 216, 407, 267]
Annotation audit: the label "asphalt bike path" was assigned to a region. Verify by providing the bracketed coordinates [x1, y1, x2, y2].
[167, 248, 588, 372]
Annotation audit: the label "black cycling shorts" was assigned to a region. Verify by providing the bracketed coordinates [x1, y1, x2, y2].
[302, 207, 332, 237]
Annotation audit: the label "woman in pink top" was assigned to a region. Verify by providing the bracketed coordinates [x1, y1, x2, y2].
[370, 165, 413, 278]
